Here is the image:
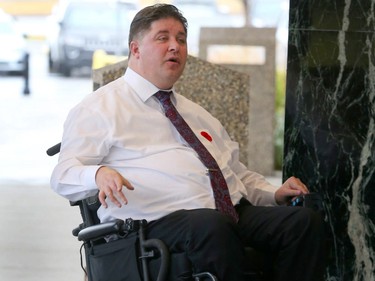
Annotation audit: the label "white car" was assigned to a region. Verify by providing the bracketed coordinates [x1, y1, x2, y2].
[0, 9, 28, 75]
[47, 0, 138, 77]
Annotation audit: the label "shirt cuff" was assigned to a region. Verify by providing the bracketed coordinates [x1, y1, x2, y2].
[83, 165, 103, 189]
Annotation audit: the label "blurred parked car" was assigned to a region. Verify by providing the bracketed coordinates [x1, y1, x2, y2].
[0, 9, 28, 75]
[47, 0, 138, 77]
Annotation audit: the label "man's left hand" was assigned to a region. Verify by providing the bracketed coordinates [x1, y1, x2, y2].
[275, 176, 309, 205]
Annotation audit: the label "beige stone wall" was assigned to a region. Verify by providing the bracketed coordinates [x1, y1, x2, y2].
[199, 27, 277, 175]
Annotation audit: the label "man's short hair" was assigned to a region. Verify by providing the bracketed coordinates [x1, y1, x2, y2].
[128, 4, 188, 48]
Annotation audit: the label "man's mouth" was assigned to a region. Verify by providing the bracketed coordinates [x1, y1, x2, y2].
[167, 57, 179, 64]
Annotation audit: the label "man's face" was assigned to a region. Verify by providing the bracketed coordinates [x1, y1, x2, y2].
[130, 17, 188, 89]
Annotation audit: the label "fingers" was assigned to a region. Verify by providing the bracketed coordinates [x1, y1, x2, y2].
[122, 177, 135, 191]
[287, 176, 309, 194]
[98, 190, 108, 208]
[98, 180, 124, 208]
[96, 166, 134, 208]
[275, 176, 309, 205]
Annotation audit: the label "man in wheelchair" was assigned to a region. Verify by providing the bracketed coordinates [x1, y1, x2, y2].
[50, 4, 326, 281]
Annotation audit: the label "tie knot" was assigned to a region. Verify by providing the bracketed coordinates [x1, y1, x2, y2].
[154, 90, 173, 105]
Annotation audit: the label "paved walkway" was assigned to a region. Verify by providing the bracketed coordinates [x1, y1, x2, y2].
[0, 39, 90, 281]
[0, 181, 83, 281]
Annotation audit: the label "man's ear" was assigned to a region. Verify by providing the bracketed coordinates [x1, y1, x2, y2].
[130, 41, 140, 58]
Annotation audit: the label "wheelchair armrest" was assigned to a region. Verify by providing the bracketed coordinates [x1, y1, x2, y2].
[46, 142, 61, 156]
[77, 219, 125, 242]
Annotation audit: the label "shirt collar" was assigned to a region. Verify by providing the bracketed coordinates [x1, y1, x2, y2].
[124, 67, 174, 102]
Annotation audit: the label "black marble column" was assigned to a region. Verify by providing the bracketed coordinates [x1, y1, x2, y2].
[284, 0, 375, 280]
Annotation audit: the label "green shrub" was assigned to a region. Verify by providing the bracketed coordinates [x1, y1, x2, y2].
[274, 70, 286, 170]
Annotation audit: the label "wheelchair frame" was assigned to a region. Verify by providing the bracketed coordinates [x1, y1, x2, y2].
[71, 194, 220, 281]
[48, 142, 324, 281]
[49, 143, 221, 281]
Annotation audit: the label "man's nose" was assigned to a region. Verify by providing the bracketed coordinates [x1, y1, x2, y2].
[168, 39, 180, 52]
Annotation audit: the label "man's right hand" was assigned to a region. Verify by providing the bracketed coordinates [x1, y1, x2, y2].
[95, 166, 134, 208]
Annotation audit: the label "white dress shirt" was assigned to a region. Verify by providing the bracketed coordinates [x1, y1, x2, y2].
[51, 67, 278, 222]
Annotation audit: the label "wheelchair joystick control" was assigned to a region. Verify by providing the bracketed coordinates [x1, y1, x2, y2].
[290, 192, 324, 212]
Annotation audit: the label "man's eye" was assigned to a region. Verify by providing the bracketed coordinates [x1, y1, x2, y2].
[158, 36, 168, 41]
[178, 37, 187, 44]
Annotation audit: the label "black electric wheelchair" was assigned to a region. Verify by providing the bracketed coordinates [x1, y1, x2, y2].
[47, 143, 324, 281]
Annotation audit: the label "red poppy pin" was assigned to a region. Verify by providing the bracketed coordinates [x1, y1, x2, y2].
[200, 131, 213, 142]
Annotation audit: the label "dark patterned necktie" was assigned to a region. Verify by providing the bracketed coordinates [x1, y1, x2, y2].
[154, 91, 239, 222]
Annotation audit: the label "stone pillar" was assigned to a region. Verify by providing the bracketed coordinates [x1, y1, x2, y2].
[199, 27, 276, 176]
[284, 0, 375, 280]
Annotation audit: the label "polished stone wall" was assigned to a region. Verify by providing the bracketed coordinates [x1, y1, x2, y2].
[284, 0, 375, 280]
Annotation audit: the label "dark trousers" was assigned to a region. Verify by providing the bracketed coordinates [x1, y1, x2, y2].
[146, 200, 326, 281]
